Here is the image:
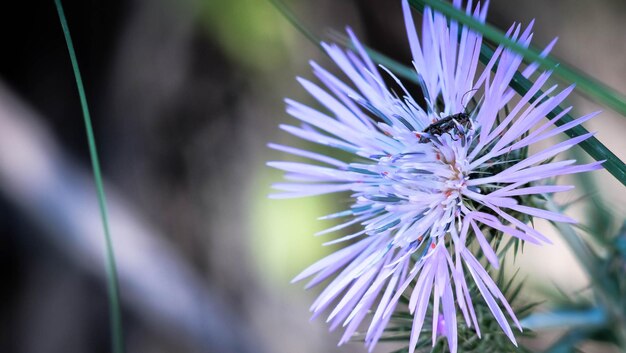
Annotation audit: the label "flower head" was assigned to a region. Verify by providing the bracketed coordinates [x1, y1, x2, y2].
[269, 1, 602, 352]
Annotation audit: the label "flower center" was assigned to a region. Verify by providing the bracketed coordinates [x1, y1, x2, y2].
[436, 146, 470, 206]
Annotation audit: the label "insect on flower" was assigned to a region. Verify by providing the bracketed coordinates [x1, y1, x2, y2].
[418, 111, 472, 143]
[268, 1, 603, 352]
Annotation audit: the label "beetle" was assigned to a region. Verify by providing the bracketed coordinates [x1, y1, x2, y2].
[417, 112, 472, 143]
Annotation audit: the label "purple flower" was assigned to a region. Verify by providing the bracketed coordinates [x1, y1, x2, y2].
[268, 1, 602, 352]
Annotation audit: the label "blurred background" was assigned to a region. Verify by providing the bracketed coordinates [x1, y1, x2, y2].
[0, 0, 624, 352]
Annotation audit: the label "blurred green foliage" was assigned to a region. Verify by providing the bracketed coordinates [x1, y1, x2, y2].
[199, 0, 296, 71]
[251, 169, 340, 284]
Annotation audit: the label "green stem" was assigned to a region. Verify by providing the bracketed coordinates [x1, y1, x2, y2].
[53, 2, 124, 353]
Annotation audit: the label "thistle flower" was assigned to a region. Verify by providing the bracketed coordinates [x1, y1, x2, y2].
[268, 1, 602, 352]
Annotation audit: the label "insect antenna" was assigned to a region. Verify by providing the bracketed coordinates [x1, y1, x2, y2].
[461, 88, 480, 113]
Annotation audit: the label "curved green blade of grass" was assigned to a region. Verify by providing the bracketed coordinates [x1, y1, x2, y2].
[410, 0, 626, 118]
[269, 0, 626, 186]
[53, 1, 125, 353]
[268, 0, 322, 51]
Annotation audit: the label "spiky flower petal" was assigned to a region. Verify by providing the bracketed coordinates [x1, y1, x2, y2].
[269, 1, 602, 352]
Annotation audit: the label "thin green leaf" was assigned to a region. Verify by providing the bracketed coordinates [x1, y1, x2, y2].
[268, 0, 323, 50]
[54, 1, 124, 353]
[410, 0, 626, 117]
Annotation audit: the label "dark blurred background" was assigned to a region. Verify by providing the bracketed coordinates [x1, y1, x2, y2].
[0, 0, 624, 352]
